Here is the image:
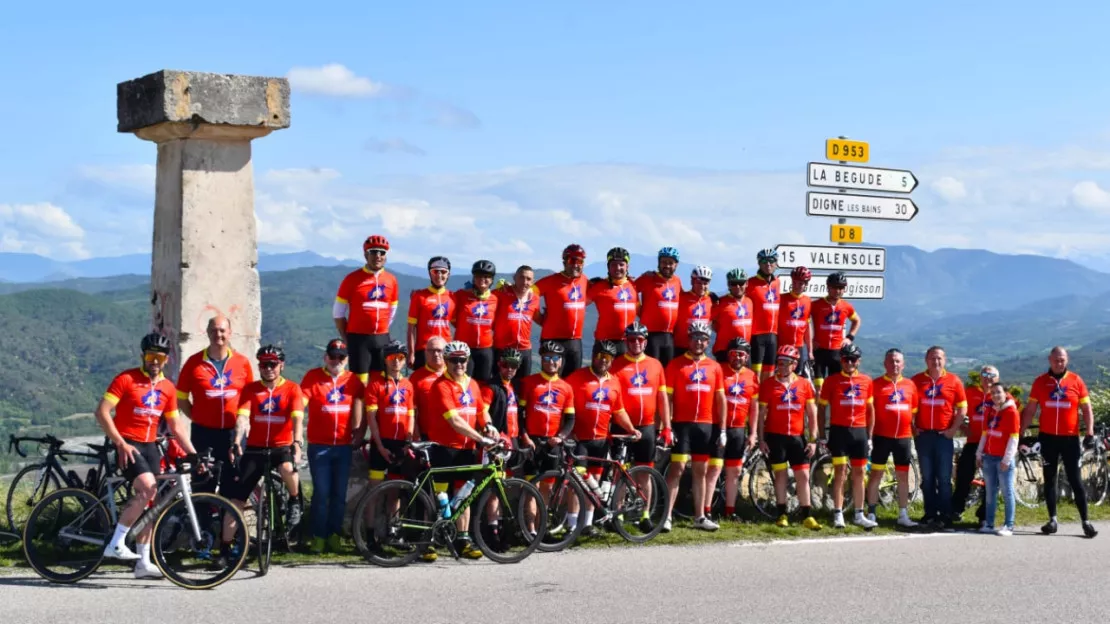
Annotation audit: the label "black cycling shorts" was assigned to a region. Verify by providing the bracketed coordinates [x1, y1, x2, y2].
[765, 433, 809, 470]
[466, 347, 495, 383]
[828, 425, 869, 465]
[229, 445, 294, 502]
[523, 436, 561, 476]
[120, 439, 163, 483]
[631, 425, 657, 465]
[190, 424, 237, 494]
[813, 348, 842, 382]
[672, 422, 713, 462]
[714, 427, 748, 464]
[348, 332, 391, 375]
[646, 332, 675, 367]
[750, 333, 778, 369]
[871, 436, 913, 469]
[369, 438, 408, 478]
[574, 439, 610, 475]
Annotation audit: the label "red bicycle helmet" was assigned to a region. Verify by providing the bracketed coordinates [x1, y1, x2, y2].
[363, 234, 390, 253]
[562, 244, 586, 261]
[790, 266, 812, 281]
[776, 345, 800, 361]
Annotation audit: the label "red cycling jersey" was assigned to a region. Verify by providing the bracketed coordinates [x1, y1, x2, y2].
[453, 289, 497, 349]
[819, 371, 873, 428]
[492, 285, 540, 349]
[176, 348, 254, 430]
[634, 272, 683, 334]
[673, 291, 714, 350]
[810, 298, 858, 351]
[365, 373, 416, 442]
[1028, 372, 1091, 436]
[103, 368, 180, 444]
[872, 376, 918, 439]
[300, 367, 365, 446]
[410, 366, 444, 438]
[758, 375, 815, 436]
[744, 274, 781, 336]
[588, 278, 639, 341]
[776, 292, 812, 349]
[912, 371, 968, 432]
[723, 367, 759, 429]
[664, 354, 725, 425]
[481, 379, 520, 438]
[566, 367, 627, 440]
[423, 374, 488, 450]
[534, 273, 589, 340]
[981, 400, 1020, 457]
[238, 378, 305, 448]
[407, 287, 455, 349]
[335, 267, 399, 335]
[518, 372, 575, 437]
[611, 354, 667, 427]
[711, 294, 753, 352]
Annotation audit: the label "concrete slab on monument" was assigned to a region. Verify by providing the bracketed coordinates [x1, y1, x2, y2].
[117, 70, 290, 142]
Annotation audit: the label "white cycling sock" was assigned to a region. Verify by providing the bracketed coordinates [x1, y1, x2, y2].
[566, 513, 578, 530]
[110, 523, 130, 547]
[583, 508, 595, 527]
[138, 542, 151, 564]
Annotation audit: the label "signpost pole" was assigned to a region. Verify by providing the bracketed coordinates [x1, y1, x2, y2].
[837, 135, 848, 248]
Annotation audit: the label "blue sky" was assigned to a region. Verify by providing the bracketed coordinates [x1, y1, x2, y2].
[4, 2, 1110, 271]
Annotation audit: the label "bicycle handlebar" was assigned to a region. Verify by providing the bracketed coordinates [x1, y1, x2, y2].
[7, 434, 64, 458]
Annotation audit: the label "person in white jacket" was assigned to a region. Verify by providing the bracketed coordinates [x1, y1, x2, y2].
[976, 383, 1020, 536]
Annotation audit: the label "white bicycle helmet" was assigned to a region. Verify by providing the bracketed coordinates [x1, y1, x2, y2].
[688, 320, 713, 338]
[691, 265, 713, 281]
[443, 341, 471, 359]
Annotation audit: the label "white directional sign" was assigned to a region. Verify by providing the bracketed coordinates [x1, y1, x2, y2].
[779, 274, 885, 300]
[808, 162, 918, 194]
[775, 244, 886, 272]
[807, 191, 918, 222]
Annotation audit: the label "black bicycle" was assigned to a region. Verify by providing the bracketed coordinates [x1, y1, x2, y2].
[234, 447, 304, 575]
[6, 434, 123, 533]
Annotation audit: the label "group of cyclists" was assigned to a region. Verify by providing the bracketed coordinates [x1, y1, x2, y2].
[92, 235, 1100, 579]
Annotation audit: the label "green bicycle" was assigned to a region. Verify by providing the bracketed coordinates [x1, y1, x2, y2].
[351, 440, 548, 567]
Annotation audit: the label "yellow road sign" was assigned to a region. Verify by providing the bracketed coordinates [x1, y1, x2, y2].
[830, 224, 863, 244]
[826, 138, 869, 163]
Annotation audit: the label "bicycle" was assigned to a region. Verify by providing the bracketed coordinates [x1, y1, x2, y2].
[21, 449, 248, 589]
[532, 434, 668, 551]
[654, 439, 763, 520]
[6, 434, 124, 533]
[234, 447, 305, 576]
[350, 440, 547, 567]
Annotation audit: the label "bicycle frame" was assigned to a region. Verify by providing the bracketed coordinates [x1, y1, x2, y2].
[408, 460, 509, 518]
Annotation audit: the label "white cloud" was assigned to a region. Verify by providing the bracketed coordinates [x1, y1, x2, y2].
[0, 202, 89, 259]
[286, 64, 384, 97]
[364, 137, 427, 156]
[427, 101, 481, 129]
[1068, 181, 1110, 212]
[931, 176, 968, 202]
[76, 164, 156, 192]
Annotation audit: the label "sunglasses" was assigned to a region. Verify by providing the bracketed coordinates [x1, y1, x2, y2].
[728, 350, 749, 357]
[759, 259, 777, 265]
[143, 352, 168, 364]
[259, 361, 280, 370]
[499, 361, 520, 369]
[366, 250, 387, 257]
[565, 259, 584, 266]
[385, 353, 406, 362]
[595, 353, 614, 362]
[842, 356, 860, 363]
[541, 355, 563, 362]
[625, 336, 647, 342]
[981, 371, 998, 379]
[446, 357, 468, 365]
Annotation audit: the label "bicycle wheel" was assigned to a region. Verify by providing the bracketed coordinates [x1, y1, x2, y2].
[351, 480, 434, 568]
[747, 454, 777, 519]
[1079, 451, 1108, 506]
[152, 492, 248, 590]
[472, 477, 547, 564]
[22, 488, 110, 584]
[533, 470, 586, 552]
[1013, 455, 1044, 509]
[258, 481, 273, 576]
[610, 466, 668, 543]
[6, 464, 62, 533]
[808, 454, 837, 513]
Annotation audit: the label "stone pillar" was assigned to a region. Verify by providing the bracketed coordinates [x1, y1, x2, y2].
[116, 70, 290, 377]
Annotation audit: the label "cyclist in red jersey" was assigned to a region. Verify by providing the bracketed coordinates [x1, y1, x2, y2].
[176, 314, 254, 495]
[97, 333, 196, 579]
[300, 338, 365, 554]
[867, 348, 919, 527]
[334, 234, 399, 383]
[673, 265, 715, 353]
[817, 343, 877, 529]
[565, 341, 640, 537]
[746, 248, 782, 382]
[662, 321, 726, 533]
[952, 365, 1004, 524]
[362, 341, 416, 490]
[534, 244, 589, 376]
[407, 256, 455, 370]
[710, 337, 758, 521]
[478, 348, 525, 551]
[493, 265, 539, 388]
[976, 383, 1021, 535]
[518, 341, 576, 473]
[755, 345, 821, 530]
[633, 246, 683, 366]
[226, 345, 306, 554]
[777, 266, 814, 379]
[1021, 346, 1098, 538]
[411, 336, 446, 440]
[911, 346, 967, 529]
[810, 272, 862, 393]
[711, 268, 754, 363]
[453, 260, 499, 383]
[587, 247, 639, 356]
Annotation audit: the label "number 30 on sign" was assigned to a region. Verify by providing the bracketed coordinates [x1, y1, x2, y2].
[825, 139, 869, 163]
[830, 224, 862, 244]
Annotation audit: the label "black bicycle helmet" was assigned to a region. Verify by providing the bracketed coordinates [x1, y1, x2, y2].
[140, 332, 171, 354]
[540, 340, 566, 355]
[384, 340, 409, 357]
[427, 255, 451, 271]
[827, 272, 849, 288]
[593, 340, 620, 357]
[624, 321, 649, 339]
[839, 343, 862, 359]
[498, 348, 523, 366]
[607, 247, 630, 263]
[472, 259, 496, 276]
[727, 337, 751, 354]
[257, 344, 286, 362]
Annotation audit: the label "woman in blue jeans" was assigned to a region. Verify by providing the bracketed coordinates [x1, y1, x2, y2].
[300, 339, 364, 553]
[976, 383, 1019, 536]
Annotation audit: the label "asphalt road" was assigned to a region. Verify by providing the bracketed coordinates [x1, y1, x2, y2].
[2, 525, 1106, 623]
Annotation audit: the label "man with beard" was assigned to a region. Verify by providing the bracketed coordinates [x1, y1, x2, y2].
[588, 247, 639, 357]
[634, 247, 683, 366]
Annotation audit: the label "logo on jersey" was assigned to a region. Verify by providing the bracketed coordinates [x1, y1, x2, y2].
[431, 302, 450, 319]
[368, 284, 387, 300]
[924, 385, 943, 399]
[825, 310, 842, 324]
[473, 302, 489, 317]
[326, 387, 346, 403]
[141, 389, 162, 409]
[260, 396, 281, 414]
[735, 304, 749, 319]
[511, 298, 531, 312]
[728, 381, 748, 396]
[987, 412, 1002, 430]
[591, 387, 610, 402]
[889, 389, 906, 404]
[617, 288, 632, 302]
[630, 371, 649, 387]
[211, 371, 232, 389]
[389, 387, 408, 405]
[780, 387, 799, 404]
[689, 368, 708, 383]
[568, 285, 583, 301]
[662, 286, 677, 301]
[765, 288, 778, 303]
[1049, 386, 1067, 401]
[843, 384, 862, 399]
[459, 389, 474, 407]
[791, 305, 806, 320]
[539, 389, 559, 405]
[692, 302, 708, 318]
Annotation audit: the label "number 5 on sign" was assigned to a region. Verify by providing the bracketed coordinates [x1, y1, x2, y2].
[825, 139, 869, 163]
[830, 224, 863, 244]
